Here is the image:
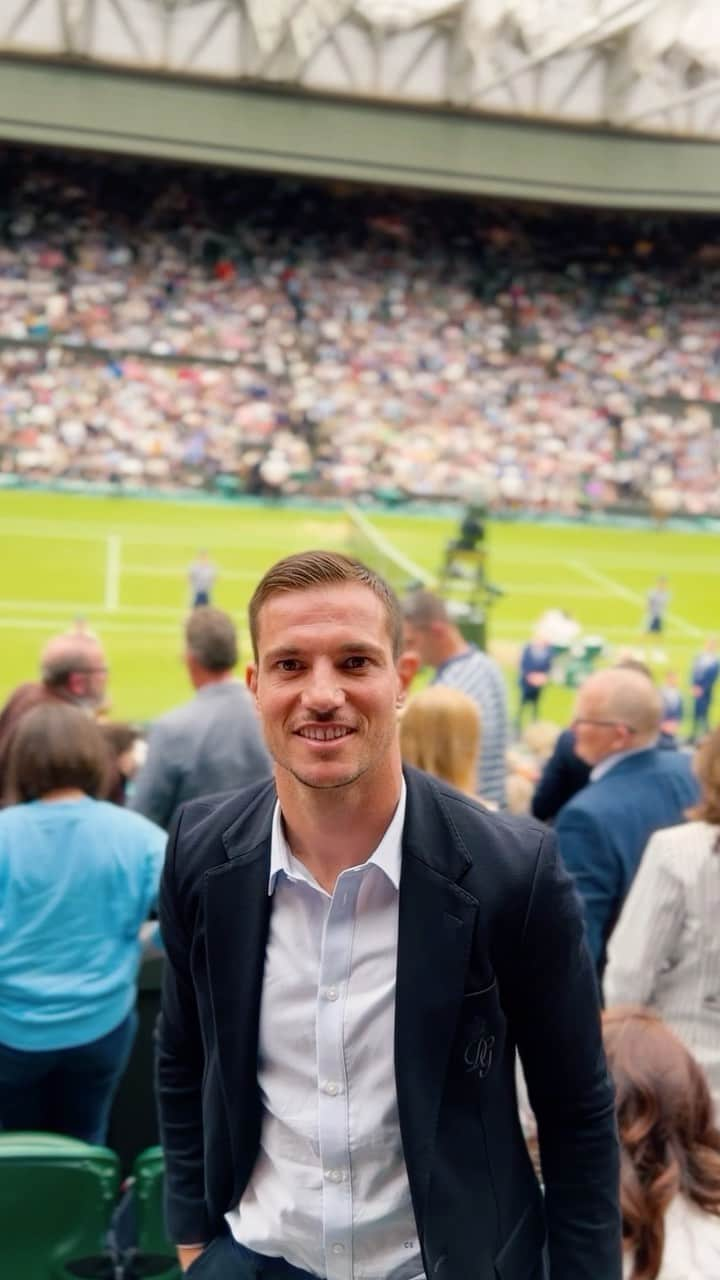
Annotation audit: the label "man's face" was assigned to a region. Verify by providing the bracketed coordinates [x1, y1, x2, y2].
[572, 685, 629, 766]
[248, 583, 415, 791]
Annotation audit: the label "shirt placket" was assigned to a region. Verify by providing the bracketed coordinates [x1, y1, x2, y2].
[316, 869, 362, 1280]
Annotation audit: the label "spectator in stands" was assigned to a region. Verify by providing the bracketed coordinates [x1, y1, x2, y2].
[602, 1008, 720, 1279]
[131, 606, 271, 829]
[691, 637, 720, 741]
[531, 724, 591, 822]
[605, 725, 720, 1108]
[402, 590, 508, 806]
[399, 684, 482, 799]
[555, 667, 698, 979]
[0, 629, 109, 797]
[100, 720, 145, 806]
[532, 658, 677, 823]
[0, 701, 165, 1144]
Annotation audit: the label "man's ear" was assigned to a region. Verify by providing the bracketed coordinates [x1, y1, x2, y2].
[246, 663, 258, 699]
[396, 650, 419, 702]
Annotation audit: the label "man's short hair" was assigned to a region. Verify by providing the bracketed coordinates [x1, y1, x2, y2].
[5, 701, 109, 802]
[185, 607, 238, 672]
[41, 635, 105, 691]
[248, 551, 403, 661]
[401, 590, 450, 629]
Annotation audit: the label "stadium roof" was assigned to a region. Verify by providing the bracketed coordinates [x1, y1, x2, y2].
[3, 0, 720, 139]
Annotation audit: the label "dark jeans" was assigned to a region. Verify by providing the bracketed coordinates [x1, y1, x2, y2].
[187, 1237, 319, 1279]
[0, 1008, 137, 1145]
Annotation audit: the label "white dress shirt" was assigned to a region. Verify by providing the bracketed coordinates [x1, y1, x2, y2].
[227, 781, 424, 1280]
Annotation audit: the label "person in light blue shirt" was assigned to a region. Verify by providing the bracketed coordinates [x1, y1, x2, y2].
[0, 701, 166, 1144]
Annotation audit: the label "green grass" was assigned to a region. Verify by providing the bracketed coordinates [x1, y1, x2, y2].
[0, 490, 716, 726]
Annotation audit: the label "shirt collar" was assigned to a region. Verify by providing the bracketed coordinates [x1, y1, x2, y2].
[268, 778, 407, 896]
[590, 741, 658, 782]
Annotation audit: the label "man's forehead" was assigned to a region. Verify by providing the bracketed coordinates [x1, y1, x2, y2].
[256, 583, 390, 644]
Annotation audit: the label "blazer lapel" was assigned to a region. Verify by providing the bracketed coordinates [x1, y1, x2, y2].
[396, 769, 479, 1226]
[203, 782, 275, 1185]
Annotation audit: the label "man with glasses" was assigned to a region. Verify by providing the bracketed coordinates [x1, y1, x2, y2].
[0, 631, 110, 798]
[555, 667, 697, 982]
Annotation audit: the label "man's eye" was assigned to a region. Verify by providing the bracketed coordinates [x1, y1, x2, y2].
[344, 656, 369, 670]
[277, 659, 301, 672]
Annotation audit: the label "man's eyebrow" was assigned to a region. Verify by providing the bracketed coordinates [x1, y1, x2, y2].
[262, 641, 386, 661]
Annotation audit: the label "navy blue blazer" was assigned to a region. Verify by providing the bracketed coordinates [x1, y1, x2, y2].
[156, 766, 621, 1280]
[555, 747, 698, 976]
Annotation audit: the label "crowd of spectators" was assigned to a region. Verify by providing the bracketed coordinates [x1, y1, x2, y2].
[1, 147, 719, 515]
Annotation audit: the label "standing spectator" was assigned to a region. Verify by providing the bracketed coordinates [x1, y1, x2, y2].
[131, 607, 271, 829]
[188, 549, 218, 608]
[605, 726, 720, 1107]
[0, 702, 165, 1143]
[402, 590, 508, 806]
[602, 1009, 720, 1280]
[644, 577, 670, 634]
[531, 726, 591, 822]
[0, 630, 109, 797]
[555, 668, 698, 979]
[517, 632, 553, 729]
[691, 637, 720, 741]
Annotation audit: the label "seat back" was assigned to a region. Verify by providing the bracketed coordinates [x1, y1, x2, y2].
[0, 1131, 120, 1279]
[132, 1146, 180, 1278]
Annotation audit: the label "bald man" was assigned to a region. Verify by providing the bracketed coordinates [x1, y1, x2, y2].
[0, 632, 109, 796]
[555, 668, 698, 980]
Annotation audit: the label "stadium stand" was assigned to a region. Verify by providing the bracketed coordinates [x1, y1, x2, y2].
[0, 147, 719, 515]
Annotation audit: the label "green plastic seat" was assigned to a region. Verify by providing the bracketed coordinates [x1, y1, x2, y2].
[131, 1147, 181, 1279]
[0, 1131, 120, 1279]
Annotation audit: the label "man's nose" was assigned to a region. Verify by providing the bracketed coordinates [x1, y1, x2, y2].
[301, 662, 345, 713]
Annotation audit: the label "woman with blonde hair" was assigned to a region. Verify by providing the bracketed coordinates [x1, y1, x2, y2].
[605, 724, 720, 1105]
[603, 1008, 720, 1279]
[399, 684, 481, 797]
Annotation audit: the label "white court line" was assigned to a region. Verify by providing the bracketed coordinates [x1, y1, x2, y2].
[105, 535, 121, 610]
[0, 599, 190, 618]
[0, 617, 183, 635]
[346, 504, 434, 586]
[121, 564, 260, 582]
[567, 560, 702, 638]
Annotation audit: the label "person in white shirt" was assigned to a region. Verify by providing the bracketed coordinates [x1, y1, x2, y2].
[602, 1008, 720, 1280]
[157, 550, 621, 1280]
[605, 725, 720, 1108]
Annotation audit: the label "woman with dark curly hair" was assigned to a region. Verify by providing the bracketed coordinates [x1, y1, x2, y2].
[603, 1008, 720, 1279]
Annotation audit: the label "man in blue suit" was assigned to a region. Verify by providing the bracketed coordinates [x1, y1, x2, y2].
[556, 667, 698, 981]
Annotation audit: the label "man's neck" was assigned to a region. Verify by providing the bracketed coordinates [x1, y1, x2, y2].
[276, 762, 403, 894]
[434, 628, 469, 667]
[191, 669, 234, 691]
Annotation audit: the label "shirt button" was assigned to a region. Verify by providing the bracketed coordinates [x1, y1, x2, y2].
[322, 1080, 341, 1096]
[324, 986, 339, 1001]
[331, 1244, 345, 1256]
[325, 1168, 343, 1183]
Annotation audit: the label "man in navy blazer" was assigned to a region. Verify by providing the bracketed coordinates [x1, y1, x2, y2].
[157, 551, 621, 1280]
[556, 667, 698, 980]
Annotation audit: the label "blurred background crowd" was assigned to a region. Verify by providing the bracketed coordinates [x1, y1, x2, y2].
[1, 147, 719, 515]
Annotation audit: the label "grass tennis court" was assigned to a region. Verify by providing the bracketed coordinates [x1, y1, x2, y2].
[0, 489, 716, 726]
